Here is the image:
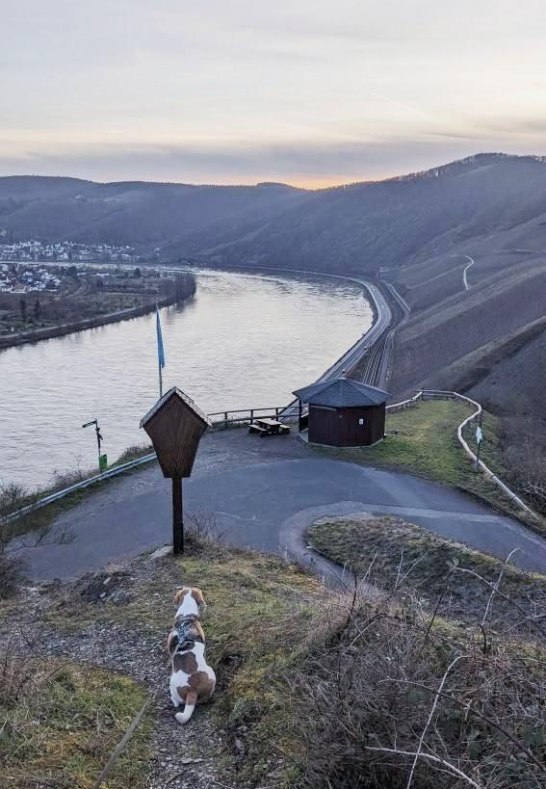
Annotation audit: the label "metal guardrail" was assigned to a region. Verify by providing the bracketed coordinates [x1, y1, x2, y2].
[387, 389, 537, 518]
[2, 406, 288, 525]
[2, 453, 157, 525]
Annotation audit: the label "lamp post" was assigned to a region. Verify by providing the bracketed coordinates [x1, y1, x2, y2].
[82, 419, 107, 472]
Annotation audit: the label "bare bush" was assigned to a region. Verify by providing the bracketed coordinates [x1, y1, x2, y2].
[290, 570, 546, 789]
[500, 415, 546, 516]
[115, 444, 153, 465]
[0, 485, 25, 597]
[185, 511, 225, 554]
[0, 483, 27, 519]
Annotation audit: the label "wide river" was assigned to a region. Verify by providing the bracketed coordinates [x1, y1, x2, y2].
[0, 268, 372, 490]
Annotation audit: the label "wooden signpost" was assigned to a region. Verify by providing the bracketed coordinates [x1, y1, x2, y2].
[140, 387, 211, 554]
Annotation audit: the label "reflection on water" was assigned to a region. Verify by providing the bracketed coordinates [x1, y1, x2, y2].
[0, 269, 372, 490]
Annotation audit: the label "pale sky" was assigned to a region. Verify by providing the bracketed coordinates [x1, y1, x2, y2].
[2, 0, 546, 186]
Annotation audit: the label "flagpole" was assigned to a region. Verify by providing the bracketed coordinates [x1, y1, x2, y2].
[159, 355, 163, 399]
[156, 303, 165, 399]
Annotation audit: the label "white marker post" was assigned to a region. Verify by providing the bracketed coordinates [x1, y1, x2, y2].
[474, 424, 483, 471]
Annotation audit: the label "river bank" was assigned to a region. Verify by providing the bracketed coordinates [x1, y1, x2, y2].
[0, 280, 195, 350]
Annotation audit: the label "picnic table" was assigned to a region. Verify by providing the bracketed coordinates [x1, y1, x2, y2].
[248, 417, 290, 437]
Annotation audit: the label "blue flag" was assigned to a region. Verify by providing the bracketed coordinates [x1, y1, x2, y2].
[156, 308, 166, 369]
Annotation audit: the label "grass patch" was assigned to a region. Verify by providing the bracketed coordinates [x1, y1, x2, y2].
[112, 444, 153, 466]
[307, 514, 546, 637]
[0, 659, 151, 789]
[360, 400, 498, 485]
[174, 551, 323, 782]
[313, 400, 543, 531]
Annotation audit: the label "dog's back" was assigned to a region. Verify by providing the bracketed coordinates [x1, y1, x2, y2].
[170, 639, 216, 724]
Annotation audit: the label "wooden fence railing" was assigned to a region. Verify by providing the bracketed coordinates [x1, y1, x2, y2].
[208, 406, 290, 429]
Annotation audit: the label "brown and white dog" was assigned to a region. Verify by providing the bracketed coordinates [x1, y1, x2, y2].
[167, 586, 216, 724]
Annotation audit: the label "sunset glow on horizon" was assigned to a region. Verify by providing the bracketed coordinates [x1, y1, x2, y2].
[2, 0, 546, 186]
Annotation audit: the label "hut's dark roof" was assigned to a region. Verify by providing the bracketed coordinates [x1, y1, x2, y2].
[139, 386, 212, 428]
[293, 377, 390, 408]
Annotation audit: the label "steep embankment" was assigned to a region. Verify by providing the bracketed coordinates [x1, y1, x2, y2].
[391, 263, 546, 401]
[2, 528, 546, 789]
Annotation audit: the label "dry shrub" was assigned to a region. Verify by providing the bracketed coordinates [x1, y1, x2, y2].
[49, 466, 87, 491]
[0, 482, 27, 519]
[115, 444, 153, 465]
[290, 577, 546, 789]
[0, 497, 24, 598]
[185, 511, 226, 555]
[500, 415, 546, 516]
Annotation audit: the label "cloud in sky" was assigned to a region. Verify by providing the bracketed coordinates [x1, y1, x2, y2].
[1, 0, 546, 185]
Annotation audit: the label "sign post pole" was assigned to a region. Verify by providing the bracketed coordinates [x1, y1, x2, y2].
[172, 477, 184, 555]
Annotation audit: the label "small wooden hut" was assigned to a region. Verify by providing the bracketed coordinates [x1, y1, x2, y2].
[293, 377, 390, 447]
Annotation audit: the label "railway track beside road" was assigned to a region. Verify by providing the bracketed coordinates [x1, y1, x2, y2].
[347, 280, 409, 389]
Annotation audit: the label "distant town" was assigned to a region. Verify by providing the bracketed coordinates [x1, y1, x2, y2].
[0, 238, 144, 295]
[0, 238, 138, 265]
[0, 262, 64, 294]
[0, 246, 195, 348]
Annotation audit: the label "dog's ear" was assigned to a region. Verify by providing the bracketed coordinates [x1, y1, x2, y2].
[174, 587, 189, 605]
[191, 587, 207, 614]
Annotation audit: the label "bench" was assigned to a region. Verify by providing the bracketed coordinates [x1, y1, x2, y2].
[249, 423, 268, 435]
[249, 419, 290, 437]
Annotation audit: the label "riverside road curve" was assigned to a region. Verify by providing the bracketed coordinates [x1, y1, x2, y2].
[14, 430, 546, 581]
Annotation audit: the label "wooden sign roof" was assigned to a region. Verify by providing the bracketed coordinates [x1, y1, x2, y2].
[140, 387, 211, 478]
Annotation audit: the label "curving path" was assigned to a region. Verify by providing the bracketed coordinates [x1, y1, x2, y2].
[13, 431, 546, 581]
[463, 255, 475, 291]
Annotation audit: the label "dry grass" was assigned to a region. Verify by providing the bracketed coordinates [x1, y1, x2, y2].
[38, 518, 325, 786]
[291, 586, 546, 789]
[177, 549, 324, 782]
[307, 515, 546, 638]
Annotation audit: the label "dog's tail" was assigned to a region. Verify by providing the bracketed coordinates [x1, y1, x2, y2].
[175, 691, 198, 725]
